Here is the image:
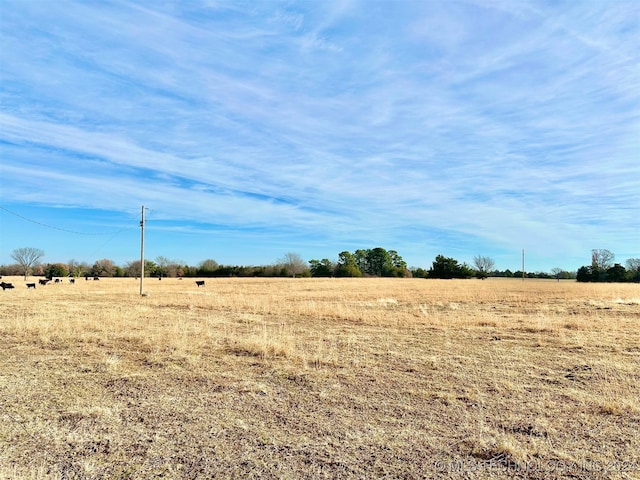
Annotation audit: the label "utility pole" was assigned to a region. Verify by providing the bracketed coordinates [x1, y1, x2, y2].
[140, 205, 145, 296]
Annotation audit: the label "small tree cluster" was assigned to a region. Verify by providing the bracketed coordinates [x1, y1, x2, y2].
[44, 263, 69, 278]
[576, 250, 639, 283]
[427, 255, 475, 279]
[90, 259, 119, 277]
[309, 259, 334, 277]
[309, 248, 409, 278]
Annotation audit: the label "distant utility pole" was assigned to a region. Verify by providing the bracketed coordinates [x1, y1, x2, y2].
[140, 205, 145, 296]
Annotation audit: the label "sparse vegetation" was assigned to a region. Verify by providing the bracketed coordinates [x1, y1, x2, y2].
[1, 277, 638, 479]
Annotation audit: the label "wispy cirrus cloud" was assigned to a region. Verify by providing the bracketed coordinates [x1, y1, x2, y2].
[1, 0, 638, 269]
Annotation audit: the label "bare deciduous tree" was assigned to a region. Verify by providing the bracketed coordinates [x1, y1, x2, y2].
[591, 249, 615, 270]
[155, 256, 171, 277]
[91, 258, 116, 277]
[125, 260, 143, 278]
[198, 259, 218, 275]
[551, 267, 564, 281]
[625, 258, 640, 271]
[68, 259, 89, 278]
[278, 252, 307, 278]
[11, 247, 45, 280]
[473, 255, 495, 279]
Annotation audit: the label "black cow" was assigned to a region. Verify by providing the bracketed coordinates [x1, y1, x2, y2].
[195, 280, 205, 287]
[54, 278, 61, 283]
[93, 276, 100, 281]
[39, 279, 49, 285]
[26, 283, 36, 289]
[1, 282, 15, 290]
[70, 278, 75, 284]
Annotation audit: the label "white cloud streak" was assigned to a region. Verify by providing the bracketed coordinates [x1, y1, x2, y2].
[1, 0, 638, 269]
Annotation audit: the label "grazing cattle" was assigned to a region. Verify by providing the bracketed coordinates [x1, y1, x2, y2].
[70, 278, 75, 284]
[195, 280, 205, 287]
[26, 283, 36, 289]
[1, 282, 15, 290]
[54, 278, 61, 283]
[39, 279, 50, 286]
[93, 276, 100, 281]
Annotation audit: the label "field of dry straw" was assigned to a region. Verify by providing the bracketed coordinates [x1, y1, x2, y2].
[0, 276, 639, 479]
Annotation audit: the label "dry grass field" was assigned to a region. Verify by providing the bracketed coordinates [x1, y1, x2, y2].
[0, 276, 639, 479]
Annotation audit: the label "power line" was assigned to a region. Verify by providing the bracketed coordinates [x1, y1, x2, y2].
[0, 205, 138, 236]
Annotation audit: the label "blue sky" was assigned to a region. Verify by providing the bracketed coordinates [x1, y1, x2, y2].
[1, 0, 638, 272]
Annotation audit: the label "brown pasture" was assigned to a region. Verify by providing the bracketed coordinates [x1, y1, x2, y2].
[0, 276, 639, 479]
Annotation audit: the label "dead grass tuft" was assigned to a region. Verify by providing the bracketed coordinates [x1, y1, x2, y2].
[226, 337, 294, 359]
[468, 434, 531, 469]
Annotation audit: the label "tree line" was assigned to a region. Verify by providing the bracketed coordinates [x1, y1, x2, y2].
[575, 249, 640, 283]
[2, 246, 638, 282]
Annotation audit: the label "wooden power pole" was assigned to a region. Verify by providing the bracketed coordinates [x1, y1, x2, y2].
[140, 205, 145, 296]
